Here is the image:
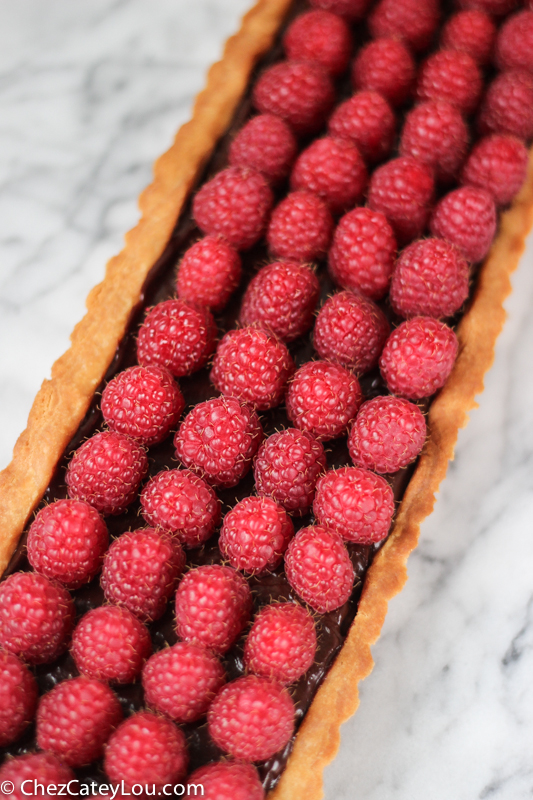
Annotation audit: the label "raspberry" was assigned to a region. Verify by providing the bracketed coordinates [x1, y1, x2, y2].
[175, 565, 252, 655]
[104, 711, 188, 790]
[229, 114, 297, 185]
[380, 317, 459, 399]
[210, 326, 294, 411]
[244, 603, 316, 684]
[351, 39, 416, 108]
[0, 572, 74, 664]
[456, 0, 518, 17]
[253, 60, 335, 135]
[348, 395, 427, 473]
[290, 137, 368, 215]
[142, 642, 225, 723]
[0, 651, 38, 746]
[417, 51, 482, 117]
[309, 0, 371, 20]
[461, 133, 529, 206]
[137, 298, 217, 378]
[208, 675, 295, 761]
[27, 499, 108, 589]
[239, 260, 320, 342]
[284, 525, 354, 612]
[254, 428, 326, 516]
[176, 235, 242, 312]
[441, 10, 496, 66]
[71, 605, 152, 684]
[495, 10, 533, 74]
[328, 91, 396, 164]
[174, 397, 263, 488]
[390, 238, 470, 319]
[367, 156, 435, 246]
[478, 70, 533, 141]
[399, 101, 468, 185]
[0, 754, 74, 800]
[101, 365, 184, 446]
[36, 677, 122, 767]
[429, 186, 497, 263]
[283, 10, 352, 76]
[313, 466, 394, 544]
[314, 290, 390, 373]
[66, 431, 148, 516]
[328, 207, 397, 300]
[219, 496, 294, 574]
[267, 191, 334, 262]
[101, 527, 185, 622]
[187, 762, 264, 800]
[140, 468, 221, 548]
[286, 360, 362, 441]
[369, 0, 440, 53]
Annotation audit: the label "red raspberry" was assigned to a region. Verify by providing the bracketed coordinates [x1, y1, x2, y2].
[309, 0, 371, 20]
[461, 133, 529, 206]
[367, 156, 435, 246]
[0, 651, 37, 746]
[456, 0, 518, 18]
[176, 235, 242, 312]
[478, 70, 533, 141]
[208, 675, 295, 761]
[286, 360, 362, 441]
[0, 754, 74, 800]
[369, 0, 440, 53]
[328, 91, 396, 164]
[175, 565, 252, 655]
[244, 603, 316, 685]
[187, 762, 264, 800]
[101, 365, 184, 446]
[267, 191, 334, 262]
[210, 326, 294, 411]
[399, 101, 468, 185]
[390, 238, 470, 319]
[239, 260, 320, 343]
[193, 166, 273, 250]
[253, 60, 335, 135]
[348, 395, 427, 473]
[104, 711, 188, 790]
[101, 527, 185, 622]
[254, 428, 327, 516]
[219, 496, 294, 574]
[440, 10, 496, 65]
[66, 430, 148, 516]
[27, 499, 108, 589]
[36, 677, 122, 767]
[495, 10, 533, 74]
[174, 397, 263, 488]
[137, 298, 217, 378]
[142, 642, 225, 723]
[0, 572, 74, 665]
[284, 525, 354, 612]
[380, 317, 459, 399]
[351, 38, 416, 108]
[429, 186, 497, 263]
[314, 290, 390, 373]
[140, 468, 221, 548]
[283, 10, 352, 76]
[417, 50, 482, 116]
[229, 114, 297, 185]
[313, 466, 394, 544]
[328, 207, 397, 300]
[290, 137, 368, 215]
[71, 605, 152, 684]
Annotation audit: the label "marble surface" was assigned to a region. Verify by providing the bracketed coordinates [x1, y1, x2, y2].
[1, 2, 533, 798]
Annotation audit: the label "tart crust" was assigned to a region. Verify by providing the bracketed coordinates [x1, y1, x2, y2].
[0, 1, 532, 798]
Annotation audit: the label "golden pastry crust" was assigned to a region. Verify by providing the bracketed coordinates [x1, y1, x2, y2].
[1, 1, 533, 797]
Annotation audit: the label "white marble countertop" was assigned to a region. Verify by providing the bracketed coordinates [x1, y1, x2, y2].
[1, 2, 533, 798]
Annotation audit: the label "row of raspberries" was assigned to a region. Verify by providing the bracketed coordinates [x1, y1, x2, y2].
[2, 0, 533, 795]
